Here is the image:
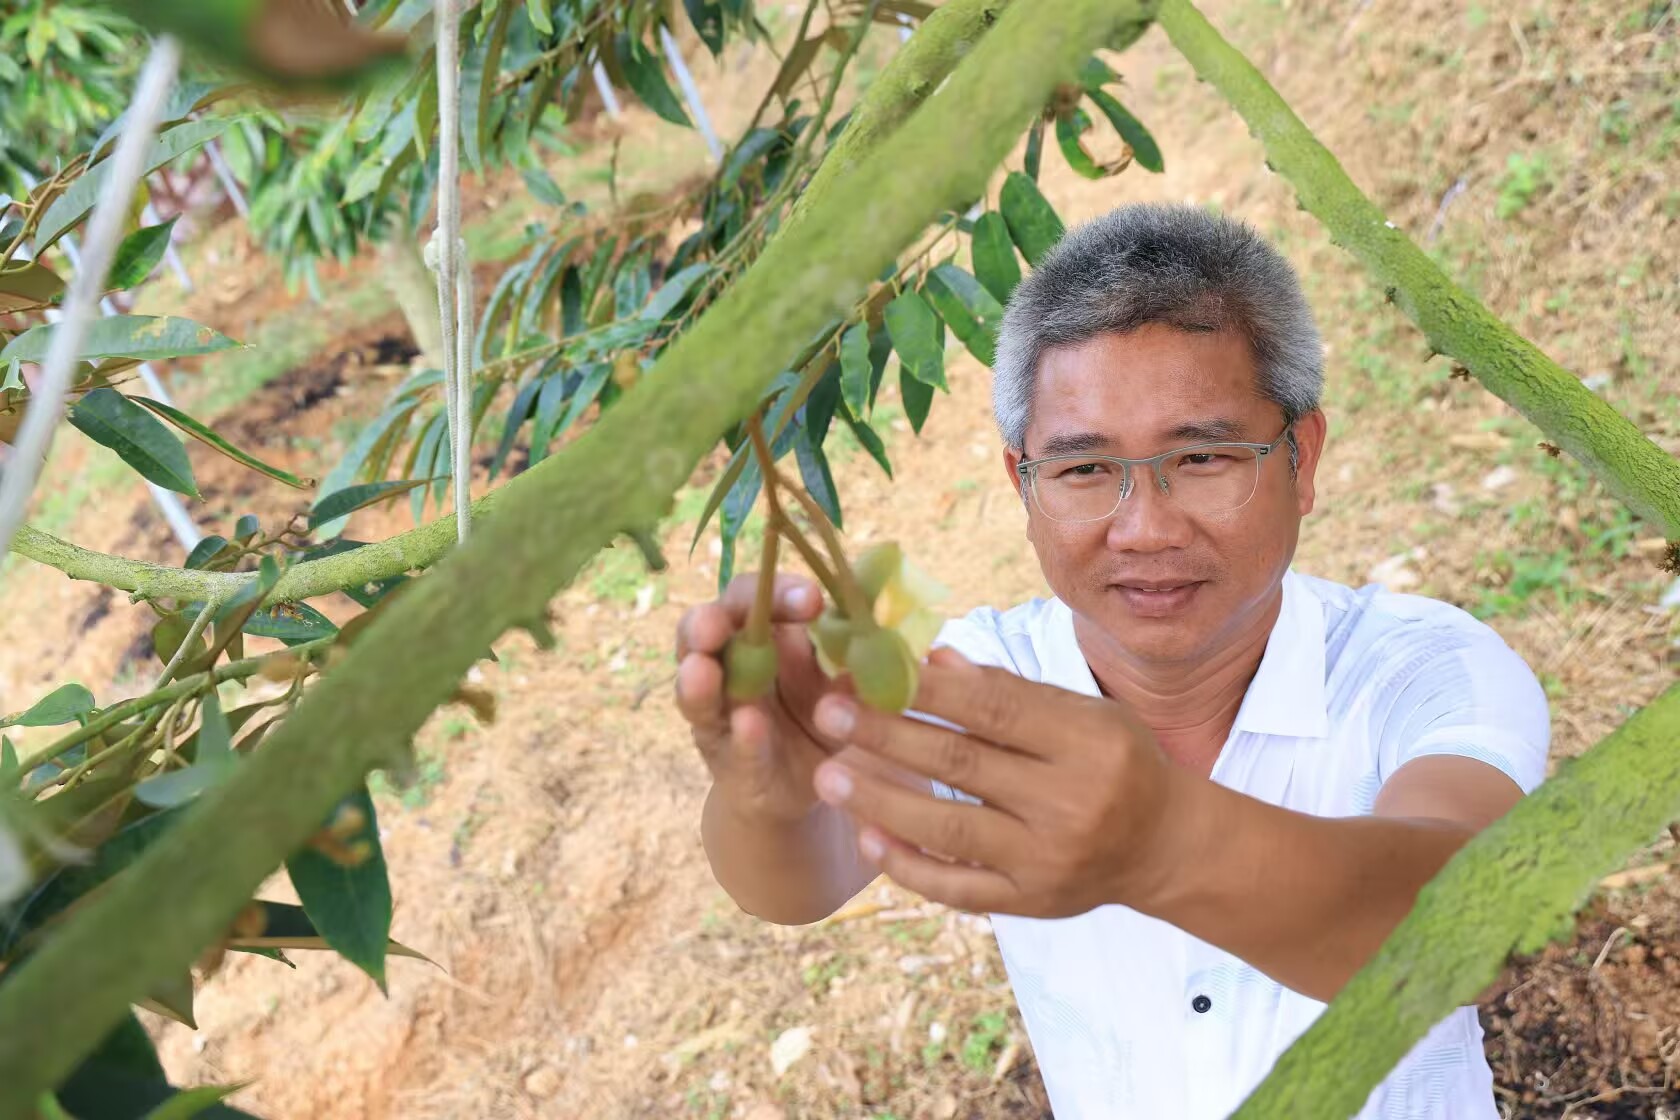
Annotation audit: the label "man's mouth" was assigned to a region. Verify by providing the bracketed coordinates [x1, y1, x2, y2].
[1109, 579, 1205, 616]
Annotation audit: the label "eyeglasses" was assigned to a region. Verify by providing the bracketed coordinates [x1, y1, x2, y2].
[1015, 424, 1294, 523]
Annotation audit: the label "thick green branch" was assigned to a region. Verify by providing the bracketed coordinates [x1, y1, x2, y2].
[0, 0, 1156, 1106]
[1158, 0, 1680, 540]
[6, 0, 1029, 612]
[1233, 682, 1680, 1117]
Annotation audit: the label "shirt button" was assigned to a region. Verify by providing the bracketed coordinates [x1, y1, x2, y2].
[1191, 994, 1212, 1014]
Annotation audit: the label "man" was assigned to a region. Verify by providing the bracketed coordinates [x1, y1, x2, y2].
[674, 202, 1550, 1117]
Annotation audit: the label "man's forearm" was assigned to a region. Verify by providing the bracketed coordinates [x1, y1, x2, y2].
[701, 789, 868, 926]
[1136, 769, 1475, 1003]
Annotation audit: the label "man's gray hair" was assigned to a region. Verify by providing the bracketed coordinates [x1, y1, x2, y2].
[991, 202, 1323, 452]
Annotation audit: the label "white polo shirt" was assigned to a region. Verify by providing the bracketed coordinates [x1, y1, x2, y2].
[926, 568, 1550, 1119]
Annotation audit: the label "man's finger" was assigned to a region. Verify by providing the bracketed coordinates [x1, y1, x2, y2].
[812, 693, 1037, 806]
[910, 651, 1135, 760]
[719, 571, 824, 627]
[675, 652, 728, 733]
[857, 825, 1016, 914]
[814, 758, 1027, 868]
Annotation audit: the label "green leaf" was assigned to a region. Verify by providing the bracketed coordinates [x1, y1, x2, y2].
[687, 437, 751, 558]
[884, 290, 946, 390]
[639, 262, 711, 325]
[0, 316, 239, 366]
[7, 684, 95, 729]
[196, 692, 231, 763]
[0, 260, 64, 313]
[840, 410, 892, 479]
[67, 388, 199, 498]
[243, 602, 338, 646]
[228, 900, 430, 964]
[135, 750, 234, 809]
[614, 32, 691, 127]
[720, 127, 781, 192]
[999, 171, 1065, 267]
[794, 428, 841, 529]
[803, 357, 842, 447]
[183, 536, 230, 571]
[525, 0, 554, 36]
[685, 0, 726, 56]
[232, 515, 261, 543]
[717, 454, 761, 594]
[313, 402, 419, 539]
[924, 264, 1004, 367]
[141, 1083, 248, 1120]
[285, 785, 393, 991]
[489, 373, 544, 479]
[527, 368, 572, 465]
[559, 266, 586, 336]
[460, 0, 512, 174]
[1023, 117, 1045, 182]
[839, 323, 873, 421]
[36, 120, 227, 249]
[131, 397, 313, 489]
[969, 211, 1022, 306]
[107, 220, 179, 291]
[1, 735, 18, 787]
[520, 165, 567, 207]
[899, 363, 934, 434]
[554, 361, 611, 442]
[1088, 89, 1163, 173]
[1077, 54, 1120, 93]
[138, 971, 196, 1030]
[309, 479, 435, 529]
[1055, 107, 1105, 180]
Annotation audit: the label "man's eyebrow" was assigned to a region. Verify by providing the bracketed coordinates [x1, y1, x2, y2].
[1032, 419, 1251, 458]
[1167, 417, 1248, 443]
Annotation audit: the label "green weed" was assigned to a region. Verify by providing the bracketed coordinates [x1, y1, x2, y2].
[1496, 152, 1552, 220]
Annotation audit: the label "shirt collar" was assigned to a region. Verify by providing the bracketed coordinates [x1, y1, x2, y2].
[1039, 568, 1329, 740]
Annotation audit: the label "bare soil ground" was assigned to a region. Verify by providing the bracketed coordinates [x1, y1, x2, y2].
[4, 2, 1677, 1117]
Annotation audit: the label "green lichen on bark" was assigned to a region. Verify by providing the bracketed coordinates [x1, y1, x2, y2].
[0, 0, 1156, 1107]
[1158, 0, 1680, 540]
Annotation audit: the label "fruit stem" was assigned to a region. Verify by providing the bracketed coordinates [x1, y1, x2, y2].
[767, 461, 874, 622]
[747, 418, 873, 622]
[747, 508, 779, 644]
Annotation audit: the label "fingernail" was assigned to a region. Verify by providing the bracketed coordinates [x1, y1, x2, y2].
[816, 764, 852, 803]
[859, 831, 884, 862]
[784, 584, 817, 612]
[814, 696, 855, 739]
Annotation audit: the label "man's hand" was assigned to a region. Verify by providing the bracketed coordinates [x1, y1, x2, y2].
[806, 646, 1181, 918]
[675, 571, 842, 825]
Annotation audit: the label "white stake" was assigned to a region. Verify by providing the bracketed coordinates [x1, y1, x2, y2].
[659, 25, 722, 163]
[0, 38, 182, 564]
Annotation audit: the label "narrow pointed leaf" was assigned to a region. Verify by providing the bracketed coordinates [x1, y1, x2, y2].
[67, 389, 198, 498]
[924, 264, 1004, 367]
[840, 411, 892, 479]
[284, 785, 393, 991]
[183, 536, 230, 571]
[794, 428, 841, 529]
[684, 0, 725, 55]
[309, 479, 435, 529]
[884, 290, 946, 390]
[639, 262, 711, 325]
[229, 901, 431, 965]
[7, 684, 95, 729]
[141, 1083, 249, 1120]
[489, 373, 544, 479]
[107, 221, 179, 291]
[0, 260, 64, 312]
[717, 455, 761, 594]
[36, 121, 226, 249]
[1088, 89, 1163, 173]
[1055, 106, 1107, 180]
[900, 363, 934, 433]
[969, 211, 1021, 305]
[131, 397, 313, 489]
[243, 602, 338, 646]
[554, 361, 611, 442]
[2, 317, 238, 366]
[614, 32, 691, 127]
[999, 171, 1065, 266]
[839, 323, 872, 420]
[137, 972, 195, 1030]
[687, 438, 751, 558]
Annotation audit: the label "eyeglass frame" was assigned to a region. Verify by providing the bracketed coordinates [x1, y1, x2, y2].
[1014, 422, 1297, 523]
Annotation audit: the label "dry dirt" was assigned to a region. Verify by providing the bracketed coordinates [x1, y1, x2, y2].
[4, 1, 1678, 1118]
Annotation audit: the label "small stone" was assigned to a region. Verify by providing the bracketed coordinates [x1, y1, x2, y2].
[1581, 372, 1613, 393]
[741, 1105, 786, 1120]
[933, 1092, 959, 1119]
[623, 1033, 639, 1049]
[1367, 549, 1424, 593]
[1480, 465, 1518, 492]
[770, 1025, 813, 1076]
[1427, 482, 1459, 516]
[707, 1070, 731, 1093]
[633, 583, 656, 617]
[523, 1066, 560, 1099]
[928, 1021, 948, 1044]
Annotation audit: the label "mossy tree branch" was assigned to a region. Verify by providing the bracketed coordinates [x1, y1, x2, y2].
[1158, 0, 1680, 540]
[1145, 1, 1680, 1113]
[0, 0, 1157, 1106]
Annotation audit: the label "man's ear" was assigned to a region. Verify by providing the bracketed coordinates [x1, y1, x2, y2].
[1003, 447, 1028, 503]
[1292, 409, 1329, 517]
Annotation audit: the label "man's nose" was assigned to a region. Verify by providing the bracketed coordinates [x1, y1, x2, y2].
[1105, 469, 1195, 553]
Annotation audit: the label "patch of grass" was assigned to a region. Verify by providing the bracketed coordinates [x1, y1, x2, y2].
[959, 1011, 1010, 1074]
[1495, 152, 1553, 220]
[1471, 548, 1576, 619]
[369, 748, 448, 810]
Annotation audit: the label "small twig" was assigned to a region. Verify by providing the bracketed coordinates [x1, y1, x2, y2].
[154, 600, 217, 689]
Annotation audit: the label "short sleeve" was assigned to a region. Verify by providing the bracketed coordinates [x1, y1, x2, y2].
[1374, 629, 1551, 795]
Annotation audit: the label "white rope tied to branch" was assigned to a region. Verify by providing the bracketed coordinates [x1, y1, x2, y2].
[425, 0, 472, 545]
[0, 37, 182, 565]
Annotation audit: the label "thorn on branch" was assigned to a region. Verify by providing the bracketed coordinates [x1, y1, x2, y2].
[1538, 441, 1563, 458]
[1661, 541, 1679, 575]
[626, 527, 667, 573]
[1449, 362, 1473, 382]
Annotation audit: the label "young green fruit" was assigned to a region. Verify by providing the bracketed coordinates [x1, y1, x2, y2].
[810, 609, 857, 677]
[846, 626, 919, 713]
[725, 637, 779, 701]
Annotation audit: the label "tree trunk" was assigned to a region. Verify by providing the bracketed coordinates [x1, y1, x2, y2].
[380, 218, 444, 369]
